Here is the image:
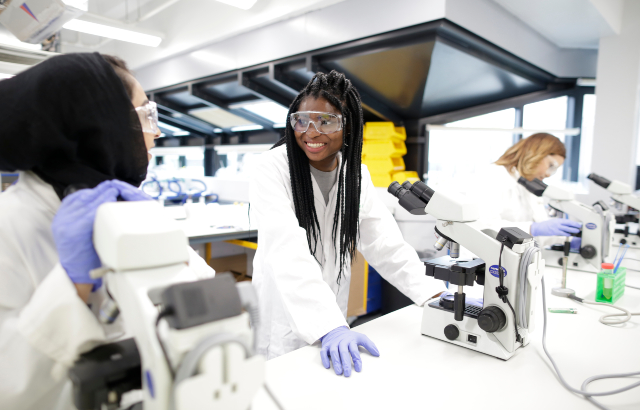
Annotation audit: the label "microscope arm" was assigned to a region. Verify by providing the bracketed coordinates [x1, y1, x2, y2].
[588, 173, 640, 210]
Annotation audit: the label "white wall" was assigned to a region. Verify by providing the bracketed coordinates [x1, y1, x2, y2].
[579, 0, 640, 205]
[136, 0, 597, 91]
[446, 0, 597, 77]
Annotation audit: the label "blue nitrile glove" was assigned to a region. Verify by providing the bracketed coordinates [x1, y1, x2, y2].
[530, 219, 582, 237]
[52, 180, 152, 289]
[571, 237, 582, 252]
[320, 326, 380, 377]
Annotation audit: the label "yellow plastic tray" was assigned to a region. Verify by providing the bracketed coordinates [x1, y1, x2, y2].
[362, 139, 407, 158]
[363, 157, 405, 174]
[363, 122, 407, 142]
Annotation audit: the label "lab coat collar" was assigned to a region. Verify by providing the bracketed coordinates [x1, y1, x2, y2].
[17, 171, 61, 216]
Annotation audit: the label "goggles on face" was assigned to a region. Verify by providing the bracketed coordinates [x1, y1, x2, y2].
[547, 155, 560, 176]
[290, 111, 343, 134]
[135, 101, 160, 134]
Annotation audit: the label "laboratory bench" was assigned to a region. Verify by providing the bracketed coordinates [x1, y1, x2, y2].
[251, 266, 640, 410]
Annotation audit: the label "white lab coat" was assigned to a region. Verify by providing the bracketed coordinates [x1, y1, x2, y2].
[0, 171, 214, 410]
[468, 164, 557, 247]
[249, 145, 444, 359]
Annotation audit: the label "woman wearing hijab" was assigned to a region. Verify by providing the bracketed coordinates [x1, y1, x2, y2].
[0, 53, 214, 410]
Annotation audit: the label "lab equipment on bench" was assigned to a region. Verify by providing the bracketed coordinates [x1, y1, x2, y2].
[67, 201, 277, 410]
[588, 173, 640, 248]
[388, 180, 545, 360]
[518, 177, 614, 272]
[551, 236, 576, 298]
[142, 177, 217, 205]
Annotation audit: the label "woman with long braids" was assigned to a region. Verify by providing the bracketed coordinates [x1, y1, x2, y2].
[250, 71, 444, 376]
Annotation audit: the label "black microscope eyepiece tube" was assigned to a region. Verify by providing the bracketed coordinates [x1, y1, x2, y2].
[587, 173, 612, 189]
[388, 181, 405, 198]
[409, 181, 435, 204]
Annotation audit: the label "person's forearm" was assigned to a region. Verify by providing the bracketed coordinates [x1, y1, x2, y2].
[74, 284, 92, 304]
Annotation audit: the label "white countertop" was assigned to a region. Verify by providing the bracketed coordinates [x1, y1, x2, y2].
[252, 267, 640, 410]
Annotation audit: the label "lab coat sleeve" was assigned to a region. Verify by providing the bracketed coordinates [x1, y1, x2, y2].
[18, 264, 107, 366]
[187, 246, 216, 279]
[250, 156, 347, 344]
[0, 263, 106, 409]
[357, 167, 446, 306]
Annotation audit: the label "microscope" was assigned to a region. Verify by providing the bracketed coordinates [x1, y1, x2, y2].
[588, 173, 640, 249]
[68, 201, 265, 410]
[518, 177, 614, 272]
[388, 181, 545, 360]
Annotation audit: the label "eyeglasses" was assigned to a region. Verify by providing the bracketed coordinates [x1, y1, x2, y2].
[547, 155, 560, 176]
[135, 101, 160, 134]
[290, 111, 343, 134]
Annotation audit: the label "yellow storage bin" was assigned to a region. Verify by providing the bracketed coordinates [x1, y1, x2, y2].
[392, 171, 419, 184]
[362, 139, 407, 158]
[363, 122, 407, 142]
[363, 157, 405, 174]
[369, 172, 395, 188]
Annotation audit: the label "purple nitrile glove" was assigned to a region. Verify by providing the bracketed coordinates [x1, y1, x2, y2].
[320, 326, 380, 377]
[570, 237, 582, 252]
[52, 180, 152, 289]
[531, 219, 582, 237]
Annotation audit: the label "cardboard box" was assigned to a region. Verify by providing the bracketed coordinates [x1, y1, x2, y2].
[208, 254, 251, 282]
[347, 251, 367, 317]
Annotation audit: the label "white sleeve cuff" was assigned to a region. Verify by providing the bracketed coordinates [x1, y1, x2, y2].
[18, 264, 107, 367]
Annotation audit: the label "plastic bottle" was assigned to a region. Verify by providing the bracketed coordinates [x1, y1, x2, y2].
[601, 263, 614, 300]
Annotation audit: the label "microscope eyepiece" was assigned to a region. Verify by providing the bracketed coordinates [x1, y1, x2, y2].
[388, 181, 404, 198]
[409, 181, 435, 204]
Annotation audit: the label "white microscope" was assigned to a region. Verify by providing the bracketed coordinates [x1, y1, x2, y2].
[388, 181, 545, 360]
[588, 173, 640, 249]
[68, 201, 267, 410]
[517, 177, 614, 273]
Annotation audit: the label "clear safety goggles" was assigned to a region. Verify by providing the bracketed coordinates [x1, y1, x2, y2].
[290, 111, 343, 134]
[135, 101, 160, 134]
[546, 155, 560, 176]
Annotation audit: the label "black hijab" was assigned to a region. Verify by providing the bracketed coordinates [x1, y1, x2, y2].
[0, 52, 149, 198]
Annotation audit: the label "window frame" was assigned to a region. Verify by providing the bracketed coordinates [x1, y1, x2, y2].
[415, 86, 595, 182]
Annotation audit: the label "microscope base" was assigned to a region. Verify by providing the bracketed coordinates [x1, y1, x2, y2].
[551, 287, 576, 297]
[421, 301, 528, 361]
[542, 249, 598, 273]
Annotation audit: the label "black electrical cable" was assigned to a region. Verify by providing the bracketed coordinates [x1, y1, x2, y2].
[496, 242, 522, 344]
[156, 308, 175, 379]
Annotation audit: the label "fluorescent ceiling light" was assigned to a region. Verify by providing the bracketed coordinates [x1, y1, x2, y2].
[190, 107, 255, 128]
[577, 78, 596, 87]
[63, 19, 162, 47]
[237, 101, 289, 124]
[426, 125, 581, 136]
[273, 123, 286, 129]
[172, 131, 191, 137]
[158, 121, 186, 133]
[214, 144, 272, 154]
[214, 128, 223, 133]
[0, 73, 14, 80]
[215, 0, 258, 10]
[231, 125, 264, 132]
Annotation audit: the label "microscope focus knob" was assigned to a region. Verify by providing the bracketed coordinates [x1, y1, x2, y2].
[444, 324, 459, 340]
[580, 245, 597, 260]
[478, 306, 506, 333]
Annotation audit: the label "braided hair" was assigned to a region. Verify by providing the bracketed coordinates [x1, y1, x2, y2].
[273, 70, 364, 284]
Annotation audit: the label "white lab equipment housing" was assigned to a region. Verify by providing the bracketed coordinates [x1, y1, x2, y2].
[92, 201, 264, 410]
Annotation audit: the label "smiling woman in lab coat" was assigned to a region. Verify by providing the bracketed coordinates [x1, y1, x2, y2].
[0, 53, 213, 410]
[249, 71, 444, 376]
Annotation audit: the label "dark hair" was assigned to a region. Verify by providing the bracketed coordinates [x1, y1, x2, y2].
[273, 70, 364, 284]
[101, 54, 135, 100]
